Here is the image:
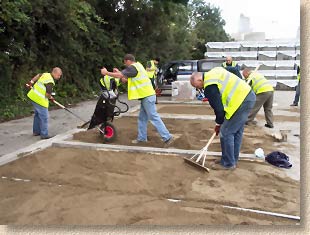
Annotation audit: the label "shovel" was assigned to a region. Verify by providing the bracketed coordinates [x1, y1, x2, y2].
[53, 100, 106, 135]
[184, 132, 217, 172]
[246, 64, 261, 84]
[26, 83, 105, 134]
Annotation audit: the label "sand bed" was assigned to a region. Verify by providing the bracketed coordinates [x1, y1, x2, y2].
[73, 116, 293, 155]
[157, 104, 214, 115]
[131, 104, 300, 123]
[257, 114, 300, 123]
[0, 147, 299, 225]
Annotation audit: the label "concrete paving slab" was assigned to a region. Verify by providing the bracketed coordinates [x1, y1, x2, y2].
[0, 128, 83, 166]
[122, 112, 215, 120]
[52, 140, 258, 160]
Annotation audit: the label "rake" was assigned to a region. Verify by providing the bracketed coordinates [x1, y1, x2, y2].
[184, 132, 217, 172]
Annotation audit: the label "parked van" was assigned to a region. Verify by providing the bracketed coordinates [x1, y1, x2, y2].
[156, 59, 225, 94]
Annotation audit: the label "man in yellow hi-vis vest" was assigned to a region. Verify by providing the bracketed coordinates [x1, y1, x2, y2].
[26, 67, 62, 139]
[99, 75, 120, 91]
[100, 54, 174, 146]
[190, 68, 256, 170]
[290, 65, 300, 106]
[242, 68, 274, 128]
[222, 56, 242, 78]
[146, 57, 160, 90]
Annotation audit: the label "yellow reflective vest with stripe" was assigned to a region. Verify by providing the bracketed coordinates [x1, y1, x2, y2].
[247, 72, 274, 95]
[146, 60, 157, 78]
[100, 75, 120, 91]
[128, 62, 155, 100]
[297, 69, 300, 81]
[203, 67, 251, 120]
[222, 61, 237, 68]
[27, 73, 55, 108]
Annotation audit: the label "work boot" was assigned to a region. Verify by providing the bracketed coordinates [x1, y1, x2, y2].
[131, 139, 147, 144]
[264, 123, 274, 128]
[41, 135, 55, 140]
[33, 133, 40, 136]
[245, 120, 257, 126]
[290, 103, 298, 106]
[164, 135, 175, 146]
[211, 162, 235, 170]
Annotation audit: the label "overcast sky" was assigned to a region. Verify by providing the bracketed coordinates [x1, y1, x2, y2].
[205, 0, 300, 40]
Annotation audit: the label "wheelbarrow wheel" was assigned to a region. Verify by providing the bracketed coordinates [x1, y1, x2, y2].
[99, 122, 117, 142]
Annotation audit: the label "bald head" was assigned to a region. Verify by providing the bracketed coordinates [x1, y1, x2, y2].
[242, 68, 251, 79]
[225, 56, 233, 65]
[51, 67, 62, 80]
[190, 72, 204, 89]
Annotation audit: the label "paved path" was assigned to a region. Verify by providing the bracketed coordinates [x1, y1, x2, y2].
[0, 93, 139, 156]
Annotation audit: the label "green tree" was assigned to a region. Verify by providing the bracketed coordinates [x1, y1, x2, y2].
[189, 0, 230, 59]
[0, 0, 230, 121]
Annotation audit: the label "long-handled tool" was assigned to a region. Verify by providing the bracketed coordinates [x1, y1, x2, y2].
[183, 132, 217, 172]
[26, 83, 92, 128]
[246, 64, 261, 84]
[52, 100, 106, 135]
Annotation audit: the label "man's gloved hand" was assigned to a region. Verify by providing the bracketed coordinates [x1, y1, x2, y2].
[214, 124, 221, 136]
[25, 80, 34, 89]
[49, 96, 55, 103]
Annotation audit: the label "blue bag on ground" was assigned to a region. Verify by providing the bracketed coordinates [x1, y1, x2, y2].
[265, 151, 292, 169]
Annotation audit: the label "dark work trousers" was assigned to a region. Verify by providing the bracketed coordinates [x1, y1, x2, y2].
[293, 81, 300, 105]
[247, 91, 274, 126]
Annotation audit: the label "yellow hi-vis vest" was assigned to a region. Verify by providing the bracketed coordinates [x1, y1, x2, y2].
[204, 67, 251, 120]
[27, 73, 55, 108]
[248, 72, 274, 95]
[100, 75, 120, 91]
[128, 62, 155, 100]
[222, 61, 237, 68]
[146, 60, 157, 78]
[297, 70, 300, 81]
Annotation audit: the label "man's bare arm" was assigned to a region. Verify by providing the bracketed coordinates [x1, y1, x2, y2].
[30, 74, 41, 84]
[101, 67, 128, 83]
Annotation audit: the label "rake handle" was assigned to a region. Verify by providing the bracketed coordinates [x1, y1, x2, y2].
[204, 132, 217, 150]
[195, 132, 217, 163]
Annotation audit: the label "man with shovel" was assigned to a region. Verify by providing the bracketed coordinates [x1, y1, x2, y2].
[100, 54, 174, 146]
[26, 67, 62, 139]
[242, 68, 274, 128]
[190, 67, 256, 170]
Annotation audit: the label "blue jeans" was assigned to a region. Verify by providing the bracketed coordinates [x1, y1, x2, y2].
[293, 81, 300, 105]
[219, 91, 256, 168]
[137, 95, 171, 142]
[32, 102, 49, 137]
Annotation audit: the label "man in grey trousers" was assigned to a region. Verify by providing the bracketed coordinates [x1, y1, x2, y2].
[243, 68, 274, 128]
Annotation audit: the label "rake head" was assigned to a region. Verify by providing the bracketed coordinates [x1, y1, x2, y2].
[183, 156, 210, 172]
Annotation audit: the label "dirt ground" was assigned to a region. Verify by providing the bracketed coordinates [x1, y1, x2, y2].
[72, 115, 295, 155]
[0, 147, 299, 225]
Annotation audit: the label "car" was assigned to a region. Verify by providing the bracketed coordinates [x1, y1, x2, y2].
[155, 58, 225, 94]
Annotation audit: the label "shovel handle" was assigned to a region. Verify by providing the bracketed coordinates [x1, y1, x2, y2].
[53, 100, 65, 109]
[247, 64, 261, 84]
